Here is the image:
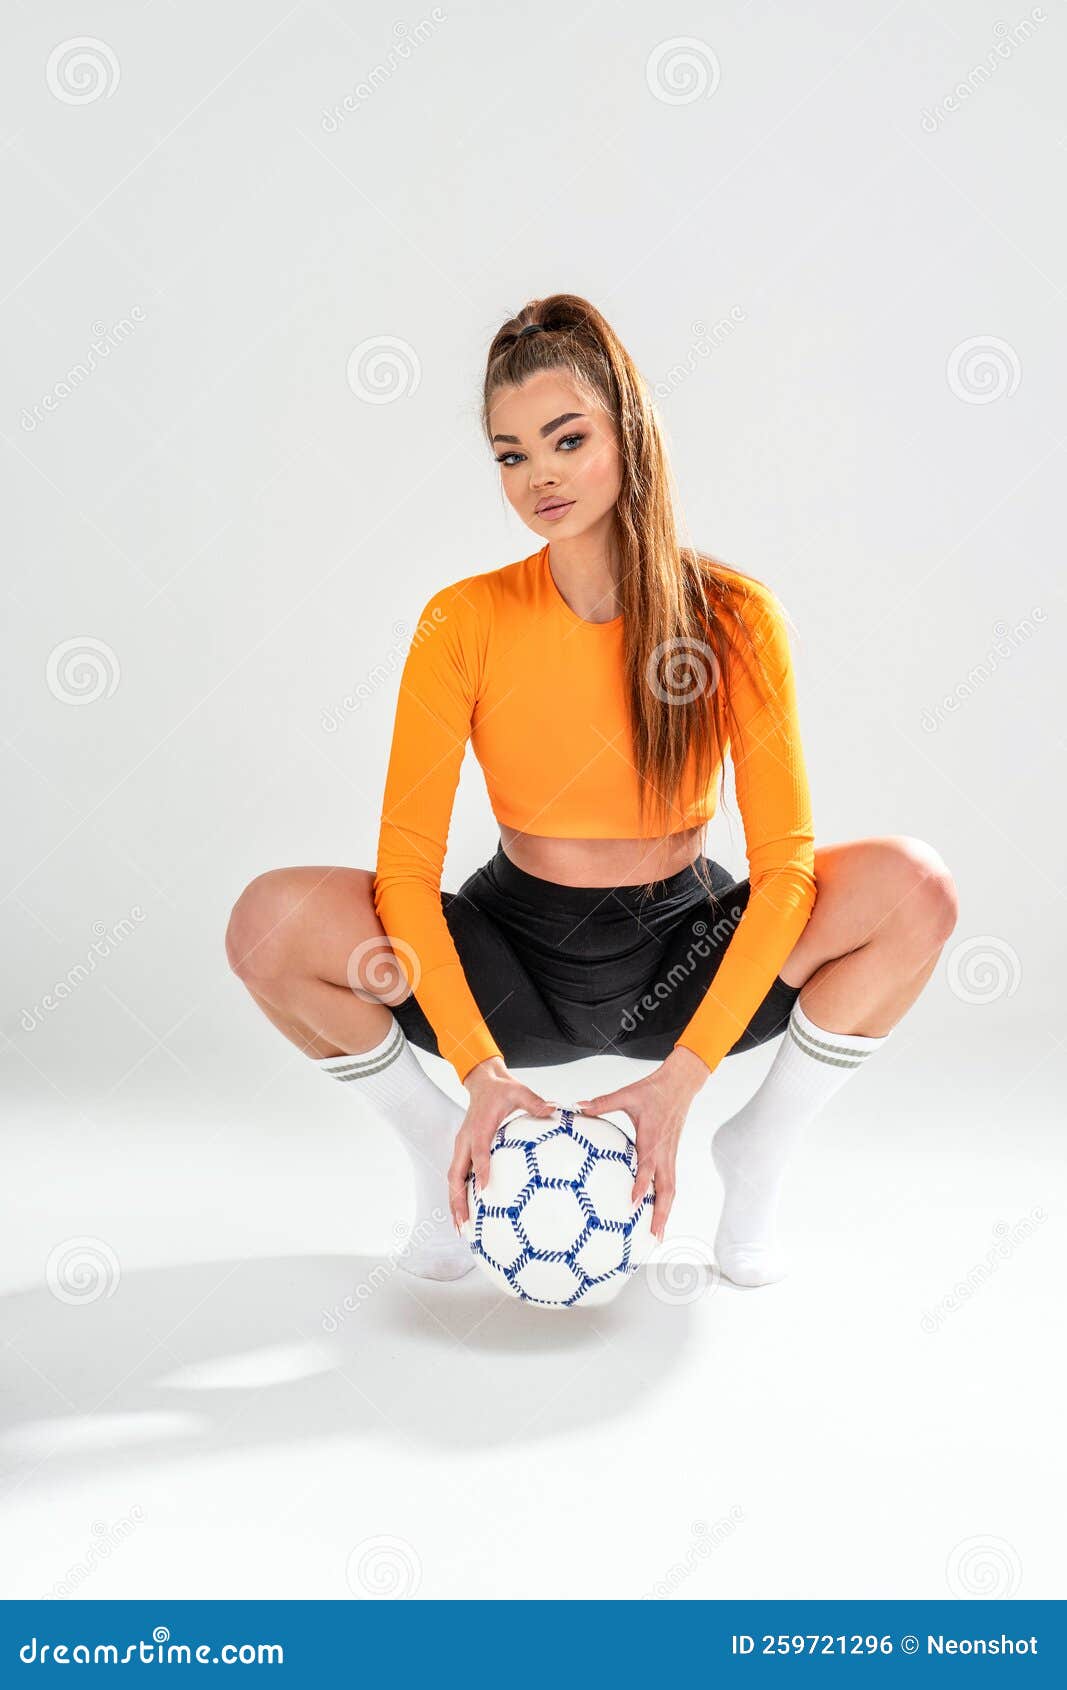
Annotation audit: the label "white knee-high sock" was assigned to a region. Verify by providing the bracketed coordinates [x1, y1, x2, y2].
[712, 995, 890, 1288]
[316, 1017, 474, 1282]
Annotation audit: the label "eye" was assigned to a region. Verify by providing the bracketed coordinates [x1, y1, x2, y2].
[494, 432, 586, 467]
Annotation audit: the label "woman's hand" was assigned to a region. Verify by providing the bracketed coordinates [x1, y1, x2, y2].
[448, 1057, 556, 1231]
[571, 1047, 711, 1242]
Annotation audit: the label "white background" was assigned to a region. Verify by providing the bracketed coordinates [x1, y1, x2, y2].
[2, 0, 1063, 1601]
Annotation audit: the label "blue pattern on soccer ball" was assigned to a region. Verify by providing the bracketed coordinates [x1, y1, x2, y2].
[460, 1107, 655, 1307]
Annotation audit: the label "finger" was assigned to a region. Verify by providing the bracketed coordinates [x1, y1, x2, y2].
[472, 1130, 496, 1191]
[575, 1092, 620, 1117]
[606, 1098, 641, 1128]
[448, 1181, 469, 1229]
[630, 1155, 655, 1209]
[651, 1173, 675, 1242]
[524, 1090, 559, 1118]
[448, 1143, 472, 1228]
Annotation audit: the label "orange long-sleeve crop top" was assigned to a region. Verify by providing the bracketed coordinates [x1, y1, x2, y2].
[373, 544, 816, 1084]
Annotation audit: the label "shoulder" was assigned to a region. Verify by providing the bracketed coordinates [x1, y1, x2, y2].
[402, 572, 491, 672]
[404, 556, 534, 691]
[698, 562, 792, 658]
[411, 554, 529, 625]
[412, 571, 487, 626]
[709, 562, 785, 623]
[702, 565, 804, 710]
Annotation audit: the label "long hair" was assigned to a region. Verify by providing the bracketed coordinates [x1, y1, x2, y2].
[480, 293, 779, 906]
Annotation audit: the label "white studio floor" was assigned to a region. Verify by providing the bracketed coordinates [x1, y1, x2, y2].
[2, 1013, 1062, 1602]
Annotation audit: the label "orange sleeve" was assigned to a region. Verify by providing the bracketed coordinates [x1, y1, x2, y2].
[673, 583, 816, 1074]
[372, 582, 504, 1085]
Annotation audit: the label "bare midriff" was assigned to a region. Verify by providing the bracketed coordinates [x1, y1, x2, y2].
[497, 820, 706, 887]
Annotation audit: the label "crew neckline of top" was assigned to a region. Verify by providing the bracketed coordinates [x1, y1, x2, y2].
[541, 543, 624, 629]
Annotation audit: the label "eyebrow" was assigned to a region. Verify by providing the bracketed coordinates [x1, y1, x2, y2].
[491, 412, 586, 446]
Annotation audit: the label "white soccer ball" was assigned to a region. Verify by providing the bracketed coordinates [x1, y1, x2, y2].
[460, 1106, 655, 1307]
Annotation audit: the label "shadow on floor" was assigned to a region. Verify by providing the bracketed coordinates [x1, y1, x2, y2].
[0, 1251, 719, 1495]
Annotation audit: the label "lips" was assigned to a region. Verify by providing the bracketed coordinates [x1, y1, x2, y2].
[535, 498, 574, 515]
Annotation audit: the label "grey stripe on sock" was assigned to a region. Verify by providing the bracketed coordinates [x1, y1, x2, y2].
[325, 1020, 405, 1080]
[788, 1018, 871, 1069]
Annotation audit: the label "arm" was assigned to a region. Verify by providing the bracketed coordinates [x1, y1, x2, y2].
[372, 581, 504, 1086]
[672, 582, 816, 1076]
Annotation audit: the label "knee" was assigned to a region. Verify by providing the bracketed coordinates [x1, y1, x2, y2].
[225, 869, 306, 981]
[883, 836, 959, 945]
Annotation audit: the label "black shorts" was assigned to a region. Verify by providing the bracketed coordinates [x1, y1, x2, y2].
[391, 841, 802, 1069]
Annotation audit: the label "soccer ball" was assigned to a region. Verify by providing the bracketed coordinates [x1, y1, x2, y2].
[459, 1106, 655, 1308]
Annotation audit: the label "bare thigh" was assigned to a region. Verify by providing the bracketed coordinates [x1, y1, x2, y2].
[781, 834, 957, 984]
[225, 865, 410, 1001]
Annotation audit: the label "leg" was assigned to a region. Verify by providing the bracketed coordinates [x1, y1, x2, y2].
[225, 866, 473, 1280]
[712, 836, 958, 1287]
[225, 865, 404, 1059]
[226, 863, 592, 1073]
[779, 834, 960, 1033]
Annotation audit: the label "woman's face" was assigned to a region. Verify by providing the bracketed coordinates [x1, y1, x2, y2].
[488, 368, 623, 544]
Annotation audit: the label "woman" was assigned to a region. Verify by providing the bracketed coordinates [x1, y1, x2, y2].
[226, 294, 958, 1290]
